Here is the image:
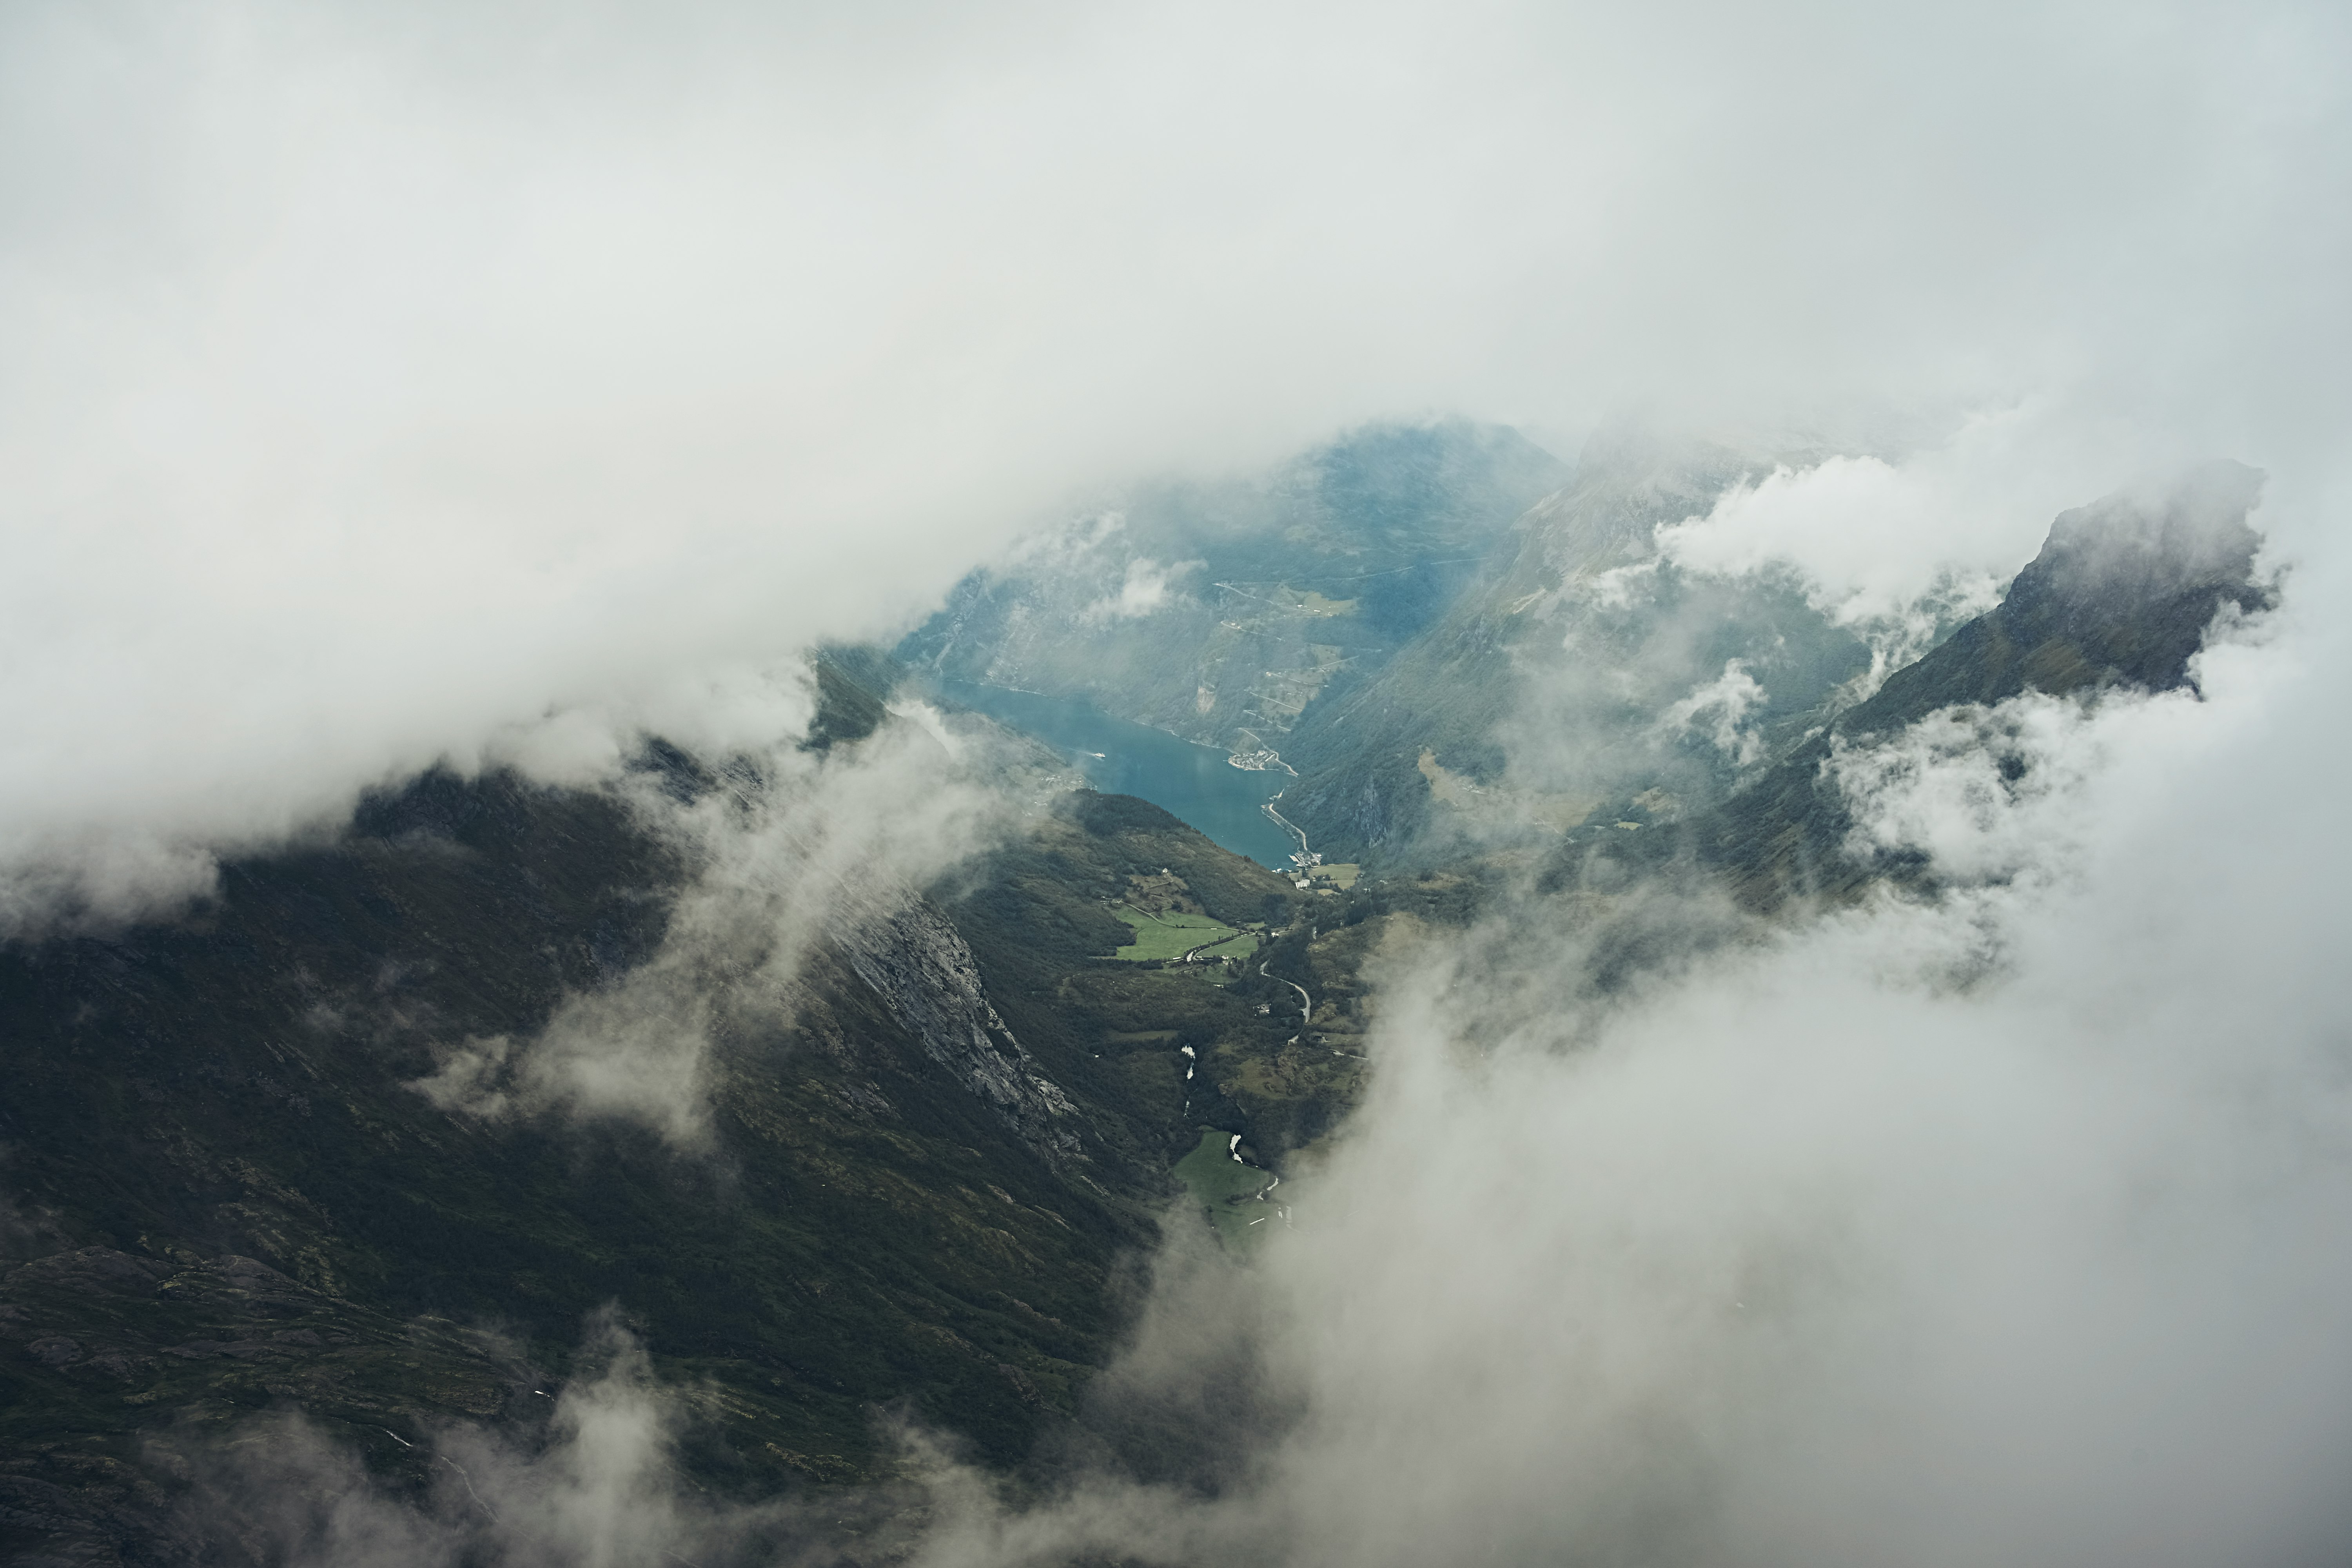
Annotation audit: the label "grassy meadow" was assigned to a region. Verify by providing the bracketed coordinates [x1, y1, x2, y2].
[1112, 907, 1256, 962]
[1172, 1127, 1286, 1247]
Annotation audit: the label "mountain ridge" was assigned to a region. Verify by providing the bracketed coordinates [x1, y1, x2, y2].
[1659, 459, 2273, 908]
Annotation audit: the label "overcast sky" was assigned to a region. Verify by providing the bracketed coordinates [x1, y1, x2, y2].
[3, 0, 2346, 926]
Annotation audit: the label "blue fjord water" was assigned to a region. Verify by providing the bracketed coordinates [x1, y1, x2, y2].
[937, 681, 1299, 869]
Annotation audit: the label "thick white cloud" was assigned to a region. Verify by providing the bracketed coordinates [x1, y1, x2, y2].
[1080, 556, 1196, 624]
[1653, 408, 2082, 625]
[411, 710, 1024, 1145]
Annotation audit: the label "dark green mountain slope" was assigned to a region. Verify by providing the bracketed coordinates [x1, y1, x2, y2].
[0, 739, 1316, 1561]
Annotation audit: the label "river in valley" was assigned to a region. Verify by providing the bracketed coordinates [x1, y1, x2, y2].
[934, 680, 1299, 868]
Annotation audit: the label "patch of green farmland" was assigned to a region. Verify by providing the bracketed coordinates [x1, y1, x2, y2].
[1189, 929, 1260, 962]
[1112, 907, 1245, 962]
[1172, 1127, 1284, 1247]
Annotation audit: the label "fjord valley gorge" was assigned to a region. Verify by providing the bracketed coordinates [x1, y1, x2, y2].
[0, 420, 2293, 1567]
[9, 6, 2348, 1560]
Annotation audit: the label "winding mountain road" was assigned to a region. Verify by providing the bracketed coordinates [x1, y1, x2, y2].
[1261, 960, 1311, 1028]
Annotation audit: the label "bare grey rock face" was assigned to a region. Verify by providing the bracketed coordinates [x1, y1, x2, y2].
[838, 896, 1083, 1164]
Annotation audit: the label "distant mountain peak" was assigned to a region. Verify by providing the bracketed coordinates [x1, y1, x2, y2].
[2013, 459, 2267, 619]
[1682, 459, 2277, 909]
[1851, 459, 2273, 732]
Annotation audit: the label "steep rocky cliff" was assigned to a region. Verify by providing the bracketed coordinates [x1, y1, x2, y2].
[840, 896, 1084, 1167]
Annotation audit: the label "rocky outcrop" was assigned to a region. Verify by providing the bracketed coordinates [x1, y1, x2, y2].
[838, 895, 1083, 1164]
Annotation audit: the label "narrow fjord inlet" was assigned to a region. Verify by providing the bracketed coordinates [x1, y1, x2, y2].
[929, 679, 1301, 869]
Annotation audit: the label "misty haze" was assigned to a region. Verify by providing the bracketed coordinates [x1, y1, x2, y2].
[4, 3, 2350, 1566]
